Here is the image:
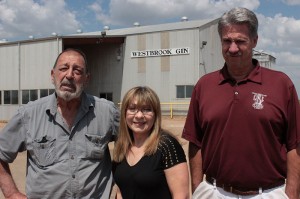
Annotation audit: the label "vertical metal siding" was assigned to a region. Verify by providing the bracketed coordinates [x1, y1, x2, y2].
[20, 39, 61, 89]
[121, 36, 139, 98]
[120, 23, 223, 103]
[161, 32, 170, 72]
[0, 39, 61, 120]
[199, 23, 224, 74]
[145, 32, 162, 92]
[169, 29, 200, 102]
[0, 44, 20, 89]
[82, 44, 123, 103]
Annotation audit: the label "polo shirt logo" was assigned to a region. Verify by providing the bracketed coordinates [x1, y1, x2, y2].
[252, 92, 267, 110]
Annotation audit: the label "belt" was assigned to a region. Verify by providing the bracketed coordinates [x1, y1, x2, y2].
[205, 175, 285, 196]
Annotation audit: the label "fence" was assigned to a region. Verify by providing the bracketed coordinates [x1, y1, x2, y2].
[160, 102, 190, 118]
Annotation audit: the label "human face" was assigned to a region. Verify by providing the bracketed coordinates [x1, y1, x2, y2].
[221, 24, 258, 69]
[125, 99, 155, 136]
[51, 51, 89, 101]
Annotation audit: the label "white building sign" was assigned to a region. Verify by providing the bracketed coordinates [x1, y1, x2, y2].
[131, 47, 190, 58]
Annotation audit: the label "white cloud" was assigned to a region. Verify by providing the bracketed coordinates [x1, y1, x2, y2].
[273, 59, 300, 94]
[282, 0, 300, 5]
[256, 13, 300, 67]
[0, 0, 80, 41]
[273, 51, 300, 66]
[90, 0, 260, 26]
[89, 1, 112, 25]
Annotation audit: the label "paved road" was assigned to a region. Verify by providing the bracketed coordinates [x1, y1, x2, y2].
[0, 116, 188, 199]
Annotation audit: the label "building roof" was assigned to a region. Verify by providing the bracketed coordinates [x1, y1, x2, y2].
[0, 18, 218, 45]
[67, 18, 218, 38]
[253, 49, 276, 62]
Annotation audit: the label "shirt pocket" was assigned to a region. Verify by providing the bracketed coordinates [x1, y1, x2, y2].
[85, 134, 108, 159]
[31, 136, 57, 168]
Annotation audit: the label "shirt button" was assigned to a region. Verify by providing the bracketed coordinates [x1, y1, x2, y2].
[72, 174, 75, 178]
[235, 92, 238, 95]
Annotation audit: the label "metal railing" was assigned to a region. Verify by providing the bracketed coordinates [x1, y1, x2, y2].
[161, 102, 190, 118]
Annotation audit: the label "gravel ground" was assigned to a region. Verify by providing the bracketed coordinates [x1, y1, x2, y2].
[0, 116, 188, 199]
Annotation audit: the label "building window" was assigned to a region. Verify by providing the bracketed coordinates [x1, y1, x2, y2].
[176, 85, 194, 98]
[4, 90, 18, 104]
[22, 90, 38, 104]
[1, 89, 55, 105]
[40, 89, 55, 98]
[100, 92, 113, 101]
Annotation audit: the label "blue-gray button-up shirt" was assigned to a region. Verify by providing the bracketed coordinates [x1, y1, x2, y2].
[0, 92, 120, 199]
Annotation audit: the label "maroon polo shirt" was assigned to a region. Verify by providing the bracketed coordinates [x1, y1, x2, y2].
[182, 59, 300, 189]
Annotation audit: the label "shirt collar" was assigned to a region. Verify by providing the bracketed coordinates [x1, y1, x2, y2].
[46, 91, 93, 116]
[218, 59, 262, 85]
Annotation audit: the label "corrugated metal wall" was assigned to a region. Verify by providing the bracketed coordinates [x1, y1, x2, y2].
[20, 40, 61, 89]
[199, 23, 224, 74]
[120, 21, 223, 103]
[0, 39, 61, 120]
[0, 44, 20, 90]
[81, 44, 123, 104]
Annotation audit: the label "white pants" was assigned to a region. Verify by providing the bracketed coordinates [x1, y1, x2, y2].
[192, 180, 289, 199]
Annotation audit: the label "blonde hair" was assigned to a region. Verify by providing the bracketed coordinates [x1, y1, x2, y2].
[113, 86, 163, 162]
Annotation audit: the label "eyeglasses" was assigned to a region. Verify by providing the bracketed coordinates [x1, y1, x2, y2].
[126, 107, 154, 115]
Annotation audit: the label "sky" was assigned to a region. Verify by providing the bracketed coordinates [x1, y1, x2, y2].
[0, 0, 300, 95]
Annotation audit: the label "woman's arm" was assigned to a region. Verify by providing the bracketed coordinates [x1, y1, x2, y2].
[114, 185, 123, 199]
[165, 162, 190, 199]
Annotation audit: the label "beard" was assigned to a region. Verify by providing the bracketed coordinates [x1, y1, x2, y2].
[54, 78, 85, 101]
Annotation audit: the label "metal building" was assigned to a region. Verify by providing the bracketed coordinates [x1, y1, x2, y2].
[252, 49, 276, 68]
[0, 18, 274, 120]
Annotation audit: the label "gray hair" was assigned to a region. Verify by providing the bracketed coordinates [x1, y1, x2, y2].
[53, 48, 89, 73]
[218, 7, 258, 38]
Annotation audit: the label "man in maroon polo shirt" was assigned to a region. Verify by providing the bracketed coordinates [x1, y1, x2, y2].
[182, 7, 300, 199]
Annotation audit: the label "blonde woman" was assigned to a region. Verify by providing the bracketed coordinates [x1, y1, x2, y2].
[113, 86, 189, 199]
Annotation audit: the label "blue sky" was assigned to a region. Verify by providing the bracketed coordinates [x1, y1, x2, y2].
[0, 0, 300, 95]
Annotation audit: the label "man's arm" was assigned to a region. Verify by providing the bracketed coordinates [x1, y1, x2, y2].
[0, 159, 26, 199]
[188, 142, 203, 193]
[285, 146, 300, 199]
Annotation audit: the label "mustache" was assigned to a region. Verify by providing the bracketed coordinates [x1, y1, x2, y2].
[60, 79, 76, 88]
[227, 52, 242, 56]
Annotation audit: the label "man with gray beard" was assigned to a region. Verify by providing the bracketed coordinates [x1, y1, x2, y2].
[0, 48, 120, 199]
